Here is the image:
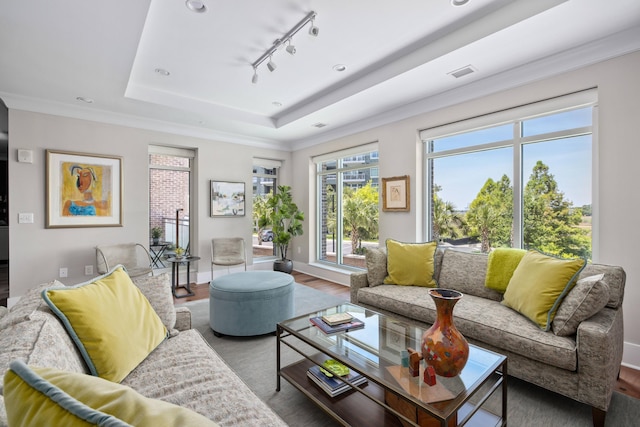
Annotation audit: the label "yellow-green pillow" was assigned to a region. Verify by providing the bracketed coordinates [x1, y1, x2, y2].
[3, 360, 218, 427]
[502, 250, 586, 331]
[42, 265, 167, 383]
[383, 239, 437, 287]
[485, 248, 526, 293]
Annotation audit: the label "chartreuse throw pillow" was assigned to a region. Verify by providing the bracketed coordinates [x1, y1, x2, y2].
[42, 265, 167, 383]
[502, 250, 586, 331]
[3, 360, 218, 427]
[383, 239, 437, 287]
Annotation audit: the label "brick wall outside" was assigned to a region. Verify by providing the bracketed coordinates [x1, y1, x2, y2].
[149, 154, 190, 242]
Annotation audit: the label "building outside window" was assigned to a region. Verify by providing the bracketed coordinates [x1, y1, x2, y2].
[314, 144, 379, 269]
[252, 158, 280, 260]
[422, 91, 595, 260]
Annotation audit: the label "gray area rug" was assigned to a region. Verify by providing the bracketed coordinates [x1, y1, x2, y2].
[182, 283, 640, 426]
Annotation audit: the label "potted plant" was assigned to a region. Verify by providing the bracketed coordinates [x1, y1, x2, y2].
[267, 185, 304, 273]
[151, 227, 162, 245]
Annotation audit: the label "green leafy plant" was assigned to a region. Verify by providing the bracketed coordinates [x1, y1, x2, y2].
[267, 185, 305, 260]
[151, 227, 162, 239]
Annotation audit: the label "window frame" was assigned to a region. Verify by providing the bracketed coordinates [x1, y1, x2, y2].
[421, 90, 597, 256]
[313, 142, 379, 269]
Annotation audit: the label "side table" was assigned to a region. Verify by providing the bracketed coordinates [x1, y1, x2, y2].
[149, 241, 170, 268]
[165, 256, 200, 298]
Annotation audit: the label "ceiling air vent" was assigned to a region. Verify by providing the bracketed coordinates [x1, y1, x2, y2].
[312, 122, 327, 128]
[448, 65, 476, 79]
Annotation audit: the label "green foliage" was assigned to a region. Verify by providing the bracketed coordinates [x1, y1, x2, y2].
[252, 193, 273, 244]
[267, 185, 304, 260]
[342, 182, 379, 253]
[432, 186, 466, 243]
[522, 161, 590, 259]
[466, 175, 513, 252]
[151, 227, 162, 239]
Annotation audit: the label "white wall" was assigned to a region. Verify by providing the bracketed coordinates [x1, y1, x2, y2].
[291, 51, 640, 368]
[7, 111, 290, 296]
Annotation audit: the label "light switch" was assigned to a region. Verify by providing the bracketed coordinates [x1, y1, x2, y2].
[18, 213, 34, 223]
[17, 149, 33, 164]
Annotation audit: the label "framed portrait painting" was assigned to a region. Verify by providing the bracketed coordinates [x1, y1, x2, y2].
[382, 175, 410, 212]
[210, 181, 245, 217]
[46, 150, 123, 228]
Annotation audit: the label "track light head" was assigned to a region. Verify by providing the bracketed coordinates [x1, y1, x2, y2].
[286, 42, 296, 55]
[308, 21, 319, 37]
[251, 68, 258, 84]
[267, 57, 277, 72]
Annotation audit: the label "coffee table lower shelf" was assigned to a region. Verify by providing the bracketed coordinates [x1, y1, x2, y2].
[279, 359, 501, 427]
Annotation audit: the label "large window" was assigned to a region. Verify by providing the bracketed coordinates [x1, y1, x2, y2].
[422, 92, 595, 260]
[315, 144, 379, 268]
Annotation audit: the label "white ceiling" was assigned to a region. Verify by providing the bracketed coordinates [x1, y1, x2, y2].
[1, 0, 639, 151]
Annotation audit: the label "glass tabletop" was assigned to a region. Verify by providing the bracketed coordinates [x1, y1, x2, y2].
[279, 302, 506, 419]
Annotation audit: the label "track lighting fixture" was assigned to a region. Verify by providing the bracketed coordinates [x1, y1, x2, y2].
[250, 11, 317, 83]
[286, 41, 296, 55]
[308, 18, 319, 37]
[267, 56, 277, 72]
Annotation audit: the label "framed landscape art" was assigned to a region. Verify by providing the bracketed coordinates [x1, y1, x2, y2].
[46, 150, 123, 228]
[210, 180, 245, 216]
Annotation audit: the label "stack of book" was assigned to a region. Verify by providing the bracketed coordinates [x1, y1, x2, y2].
[309, 313, 365, 334]
[306, 364, 367, 397]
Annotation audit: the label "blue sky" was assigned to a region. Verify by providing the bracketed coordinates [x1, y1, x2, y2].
[431, 108, 592, 210]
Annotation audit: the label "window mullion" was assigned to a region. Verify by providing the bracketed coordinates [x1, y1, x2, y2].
[513, 122, 523, 249]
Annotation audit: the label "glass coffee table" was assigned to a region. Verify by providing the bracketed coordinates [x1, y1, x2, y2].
[276, 303, 506, 427]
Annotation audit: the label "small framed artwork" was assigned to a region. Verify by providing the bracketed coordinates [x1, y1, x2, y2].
[211, 181, 245, 216]
[381, 318, 410, 355]
[382, 175, 410, 212]
[46, 150, 123, 228]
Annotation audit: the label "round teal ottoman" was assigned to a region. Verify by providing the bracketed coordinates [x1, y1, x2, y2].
[209, 271, 295, 336]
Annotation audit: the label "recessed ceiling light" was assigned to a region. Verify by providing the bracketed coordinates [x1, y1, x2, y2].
[155, 68, 170, 76]
[448, 65, 477, 78]
[185, 0, 207, 13]
[312, 122, 327, 128]
[76, 97, 94, 104]
[451, 0, 470, 6]
[272, 102, 283, 107]
[333, 64, 347, 72]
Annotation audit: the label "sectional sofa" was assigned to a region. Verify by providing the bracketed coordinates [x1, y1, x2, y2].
[350, 246, 625, 427]
[0, 268, 287, 426]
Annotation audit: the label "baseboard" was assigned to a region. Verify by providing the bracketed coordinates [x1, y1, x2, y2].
[623, 341, 640, 370]
[293, 262, 351, 286]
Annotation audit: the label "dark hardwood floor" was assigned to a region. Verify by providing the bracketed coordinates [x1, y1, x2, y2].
[182, 270, 639, 401]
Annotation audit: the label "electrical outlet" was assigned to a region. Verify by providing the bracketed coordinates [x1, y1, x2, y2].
[59, 267, 68, 278]
[85, 265, 93, 276]
[297, 246, 301, 254]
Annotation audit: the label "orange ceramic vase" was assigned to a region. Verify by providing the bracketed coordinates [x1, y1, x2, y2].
[421, 289, 469, 377]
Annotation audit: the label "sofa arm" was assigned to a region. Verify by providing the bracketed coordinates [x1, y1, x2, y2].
[575, 307, 624, 410]
[174, 306, 192, 331]
[350, 271, 369, 304]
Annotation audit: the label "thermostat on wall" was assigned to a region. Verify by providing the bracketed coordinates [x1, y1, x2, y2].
[17, 149, 33, 164]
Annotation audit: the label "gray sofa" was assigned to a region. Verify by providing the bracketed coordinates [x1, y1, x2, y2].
[350, 248, 625, 427]
[0, 273, 286, 426]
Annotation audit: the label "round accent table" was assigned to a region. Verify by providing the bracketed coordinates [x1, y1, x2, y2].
[209, 271, 295, 337]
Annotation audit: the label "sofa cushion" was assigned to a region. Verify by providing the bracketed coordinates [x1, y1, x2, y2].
[484, 248, 526, 293]
[3, 360, 218, 427]
[132, 273, 178, 337]
[365, 247, 387, 287]
[121, 329, 287, 426]
[552, 274, 610, 336]
[0, 280, 64, 329]
[42, 266, 167, 383]
[437, 249, 502, 301]
[579, 263, 625, 309]
[502, 250, 586, 331]
[383, 239, 437, 287]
